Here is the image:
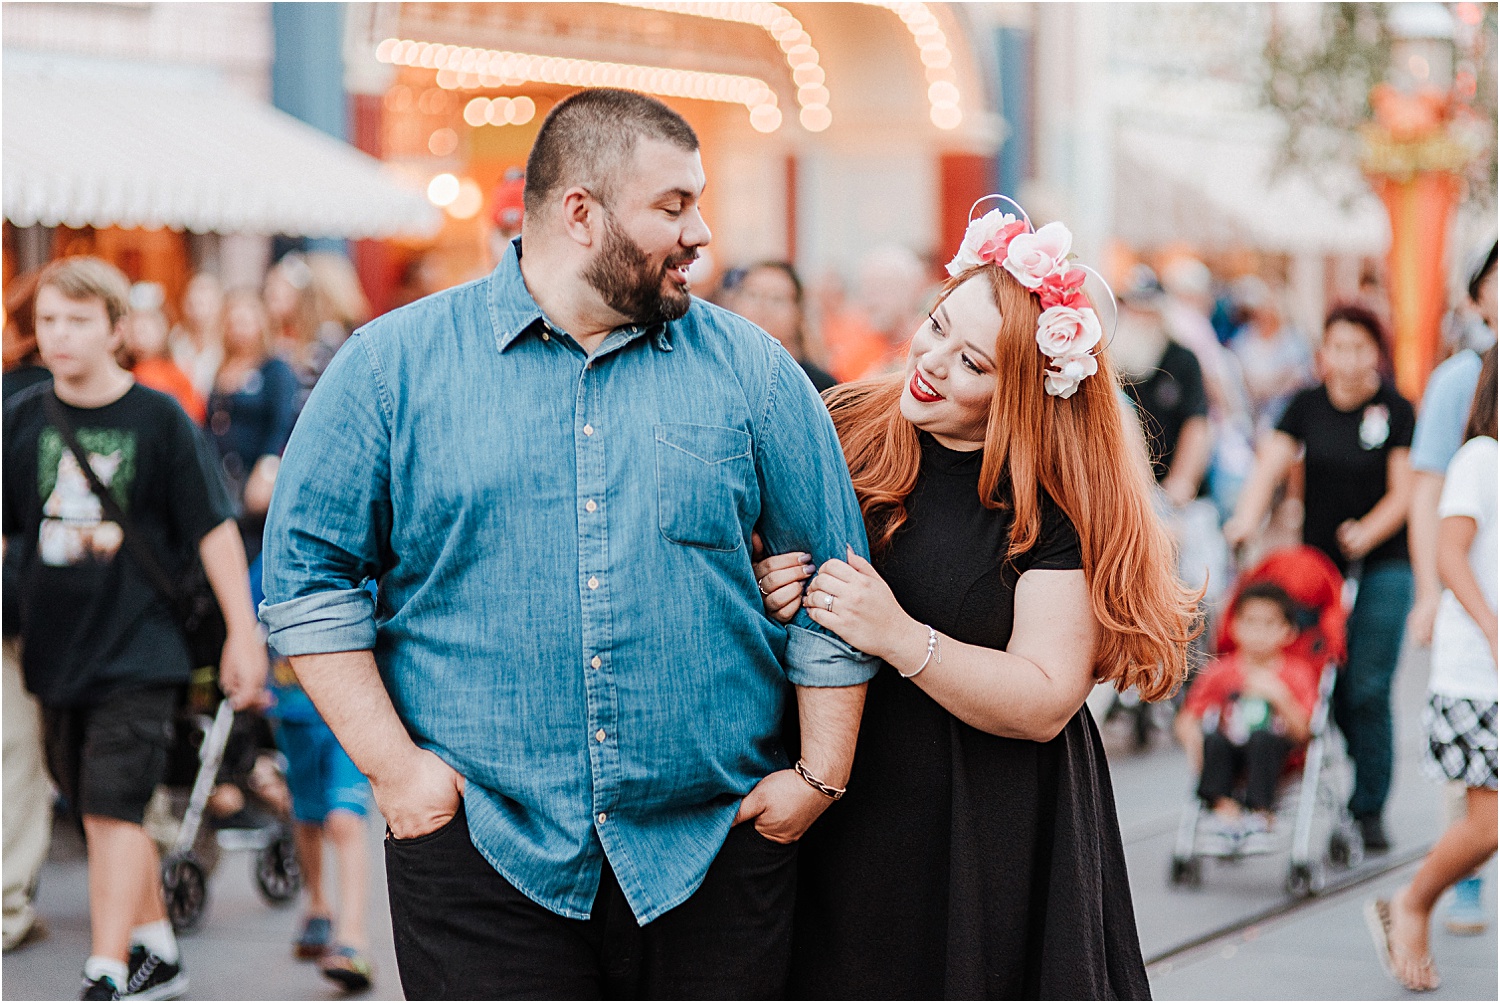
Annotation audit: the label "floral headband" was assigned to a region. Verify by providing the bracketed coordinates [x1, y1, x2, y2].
[945, 197, 1113, 399]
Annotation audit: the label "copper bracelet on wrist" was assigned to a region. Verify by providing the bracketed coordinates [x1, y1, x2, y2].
[794, 759, 846, 801]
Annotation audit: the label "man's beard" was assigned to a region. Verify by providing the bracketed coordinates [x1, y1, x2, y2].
[582, 211, 695, 325]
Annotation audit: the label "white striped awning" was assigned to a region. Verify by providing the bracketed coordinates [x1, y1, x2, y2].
[2, 70, 440, 239]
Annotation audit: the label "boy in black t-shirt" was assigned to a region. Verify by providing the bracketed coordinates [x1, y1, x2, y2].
[2, 258, 268, 1001]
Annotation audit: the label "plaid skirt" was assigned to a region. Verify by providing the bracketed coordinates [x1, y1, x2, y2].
[1423, 694, 1499, 790]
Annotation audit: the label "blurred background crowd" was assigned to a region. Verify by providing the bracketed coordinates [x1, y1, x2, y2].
[2, 2, 1496, 1000]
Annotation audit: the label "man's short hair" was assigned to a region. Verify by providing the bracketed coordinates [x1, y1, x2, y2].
[524, 88, 698, 216]
[36, 256, 131, 326]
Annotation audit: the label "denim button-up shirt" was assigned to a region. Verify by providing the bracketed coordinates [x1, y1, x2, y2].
[259, 241, 877, 923]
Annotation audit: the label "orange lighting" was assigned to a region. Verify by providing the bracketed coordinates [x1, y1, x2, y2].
[375, 38, 781, 130]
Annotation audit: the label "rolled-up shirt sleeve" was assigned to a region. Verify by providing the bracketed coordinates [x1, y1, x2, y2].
[259, 334, 393, 656]
[755, 347, 880, 687]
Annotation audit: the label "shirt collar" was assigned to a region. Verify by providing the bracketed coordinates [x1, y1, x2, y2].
[488, 237, 675, 354]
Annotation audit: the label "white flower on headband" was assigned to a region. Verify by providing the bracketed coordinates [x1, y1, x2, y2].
[1035, 305, 1102, 361]
[943, 202, 1104, 400]
[1003, 221, 1073, 289]
[1044, 353, 1099, 399]
[945, 210, 1029, 277]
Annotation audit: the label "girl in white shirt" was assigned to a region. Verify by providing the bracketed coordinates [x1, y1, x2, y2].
[1371, 346, 1497, 992]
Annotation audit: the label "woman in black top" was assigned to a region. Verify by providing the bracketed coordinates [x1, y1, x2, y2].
[754, 214, 1197, 998]
[1225, 304, 1414, 851]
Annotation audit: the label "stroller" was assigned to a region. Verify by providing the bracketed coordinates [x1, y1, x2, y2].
[1168, 545, 1365, 897]
[149, 693, 302, 931]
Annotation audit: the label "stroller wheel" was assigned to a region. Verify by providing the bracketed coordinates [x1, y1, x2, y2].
[254, 829, 302, 906]
[1285, 862, 1314, 898]
[1169, 855, 1202, 888]
[162, 855, 208, 933]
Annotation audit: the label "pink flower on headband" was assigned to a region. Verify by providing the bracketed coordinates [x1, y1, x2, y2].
[946, 210, 1026, 277]
[1003, 221, 1073, 289]
[1035, 305, 1102, 361]
[1038, 267, 1088, 311]
[1044, 353, 1099, 400]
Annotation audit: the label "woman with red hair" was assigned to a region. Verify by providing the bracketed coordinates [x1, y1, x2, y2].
[755, 207, 1197, 998]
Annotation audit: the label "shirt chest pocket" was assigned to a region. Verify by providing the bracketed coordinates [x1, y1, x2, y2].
[655, 423, 754, 552]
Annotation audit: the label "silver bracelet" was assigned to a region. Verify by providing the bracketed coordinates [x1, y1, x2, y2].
[898, 625, 941, 679]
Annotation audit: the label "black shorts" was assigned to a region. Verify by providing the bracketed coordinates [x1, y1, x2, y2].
[43, 685, 180, 825]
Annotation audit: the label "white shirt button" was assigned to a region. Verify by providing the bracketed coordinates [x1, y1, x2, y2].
[591, 656, 602, 669]
[541, 330, 551, 341]
[583, 424, 594, 436]
[597, 812, 607, 824]
[595, 729, 606, 742]
[587, 576, 599, 590]
[585, 499, 597, 512]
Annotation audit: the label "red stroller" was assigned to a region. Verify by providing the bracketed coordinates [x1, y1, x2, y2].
[1169, 546, 1364, 896]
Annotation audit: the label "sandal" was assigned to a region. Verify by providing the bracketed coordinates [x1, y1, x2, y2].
[1365, 898, 1441, 992]
[293, 915, 333, 960]
[320, 944, 373, 993]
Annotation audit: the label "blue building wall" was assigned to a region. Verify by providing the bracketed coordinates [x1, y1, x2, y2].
[995, 26, 1033, 204]
[271, 2, 347, 252]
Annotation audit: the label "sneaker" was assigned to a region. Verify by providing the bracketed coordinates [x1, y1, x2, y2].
[122, 947, 188, 1001]
[294, 915, 334, 960]
[320, 944, 373, 993]
[1240, 815, 1277, 855]
[1443, 875, 1488, 935]
[1358, 815, 1391, 854]
[1197, 814, 1243, 857]
[80, 976, 120, 1001]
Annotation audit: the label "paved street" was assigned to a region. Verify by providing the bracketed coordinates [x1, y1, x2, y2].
[5, 638, 1496, 1000]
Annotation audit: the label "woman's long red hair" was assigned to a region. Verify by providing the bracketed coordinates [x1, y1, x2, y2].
[824, 264, 1200, 701]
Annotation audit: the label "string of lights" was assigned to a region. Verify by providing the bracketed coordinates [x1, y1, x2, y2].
[375, 37, 785, 132]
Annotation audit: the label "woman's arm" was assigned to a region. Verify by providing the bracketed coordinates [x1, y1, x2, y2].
[1222, 430, 1300, 551]
[1437, 513, 1498, 660]
[804, 555, 1098, 742]
[1336, 448, 1413, 561]
[1163, 416, 1212, 507]
[1407, 471, 1447, 645]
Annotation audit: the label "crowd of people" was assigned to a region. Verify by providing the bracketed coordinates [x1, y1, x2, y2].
[2, 251, 380, 997]
[0, 83, 1494, 1002]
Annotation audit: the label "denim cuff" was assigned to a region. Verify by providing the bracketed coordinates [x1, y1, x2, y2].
[784, 623, 879, 687]
[259, 589, 377, 656]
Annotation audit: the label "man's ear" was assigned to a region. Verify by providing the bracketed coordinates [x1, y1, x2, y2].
[560, 187, 598, 249]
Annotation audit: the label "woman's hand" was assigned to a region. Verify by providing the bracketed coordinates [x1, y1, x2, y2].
[802, 547, 915, 660]
[750, 534, 813, 625]
[1221, 512, 1257, 553]
[1336, 518, 1379, 561]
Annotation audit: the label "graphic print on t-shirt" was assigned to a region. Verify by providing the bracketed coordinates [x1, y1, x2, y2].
[36, 427, 137, 567]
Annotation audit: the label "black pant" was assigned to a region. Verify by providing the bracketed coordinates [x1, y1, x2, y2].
[1197, 730, 1293, 811]
[385, 805, 797, 1000]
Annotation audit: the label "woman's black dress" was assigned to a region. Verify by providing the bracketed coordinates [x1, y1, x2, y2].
[789, 434, 1150, 1000]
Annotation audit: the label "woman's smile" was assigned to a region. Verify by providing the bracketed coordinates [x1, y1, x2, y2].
[908, 368, 945, 403]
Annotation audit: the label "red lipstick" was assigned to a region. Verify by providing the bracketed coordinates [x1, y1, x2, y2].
[908, 368, 944, 403]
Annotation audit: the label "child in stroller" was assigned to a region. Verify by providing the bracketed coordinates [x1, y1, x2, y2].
[1170, 545, 1359, 892]
[1174, 582, 1320, 854]
[147, 672, 301, 932]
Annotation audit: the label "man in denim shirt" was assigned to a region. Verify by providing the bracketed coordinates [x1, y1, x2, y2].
[260, 89, 877, 997]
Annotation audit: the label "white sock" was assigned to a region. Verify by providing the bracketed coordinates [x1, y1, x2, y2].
[83, 956, 129, 988]
[130, 919, 179, 964]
